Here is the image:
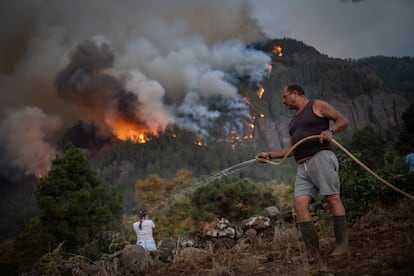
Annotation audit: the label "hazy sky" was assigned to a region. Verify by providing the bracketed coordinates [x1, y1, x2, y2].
[252, 0, 414, 59]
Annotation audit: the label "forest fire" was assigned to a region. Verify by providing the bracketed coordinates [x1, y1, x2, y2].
[195, 139, 205, 147]
[273, 45, 283, 57]
[109, 118, 153, 143]
[258, 87, 265, 99]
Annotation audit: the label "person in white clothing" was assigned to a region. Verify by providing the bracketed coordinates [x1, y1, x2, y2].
[133, 208, 157, 251]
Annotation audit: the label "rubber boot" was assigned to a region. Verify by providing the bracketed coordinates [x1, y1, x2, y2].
[298, 221, 320, 260]
[330, 215, 349, 256]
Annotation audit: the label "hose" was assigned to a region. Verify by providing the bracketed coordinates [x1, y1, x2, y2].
[258, 135, 414, 200]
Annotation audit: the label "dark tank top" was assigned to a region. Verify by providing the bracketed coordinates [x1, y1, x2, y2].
[289, 100, 332, 162]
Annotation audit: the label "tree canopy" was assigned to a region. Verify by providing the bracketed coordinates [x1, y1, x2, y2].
[35, 143, 123, 252]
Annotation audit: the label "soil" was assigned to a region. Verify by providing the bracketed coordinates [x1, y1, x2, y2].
[145, 199, 414, 276]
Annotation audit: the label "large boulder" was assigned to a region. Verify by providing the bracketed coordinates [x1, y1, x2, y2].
[115, 244, 152, 275]
[157, 238, 177, 262]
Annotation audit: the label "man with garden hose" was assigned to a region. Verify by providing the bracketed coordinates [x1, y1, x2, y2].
[256, 83, 349, 259]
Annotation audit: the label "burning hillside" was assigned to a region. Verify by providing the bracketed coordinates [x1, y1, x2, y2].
[0, 0, 293, 179]
[55, 35, 271, 142]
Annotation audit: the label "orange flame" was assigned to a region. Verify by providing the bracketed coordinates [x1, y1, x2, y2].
[195, 140, 204, 146]
[258, 87, 265, 99]
[110, 118, 153, 143]
[273, 45, 283, 57]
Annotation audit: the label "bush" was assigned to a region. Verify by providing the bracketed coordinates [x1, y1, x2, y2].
[339, 152, 414, 225]
[190, 177, 277, 223]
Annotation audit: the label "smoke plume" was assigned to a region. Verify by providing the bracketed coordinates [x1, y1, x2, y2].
[0, 0, 271, 175]
[0, 107, 61, 176]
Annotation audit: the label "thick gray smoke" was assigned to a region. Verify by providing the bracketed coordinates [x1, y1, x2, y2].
[0, 0, 271, 175]
[54, 36, 174, 138]
[0, 107, 61, 176]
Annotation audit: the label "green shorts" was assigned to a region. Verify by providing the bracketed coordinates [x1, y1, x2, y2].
[294, 150, 340, 201]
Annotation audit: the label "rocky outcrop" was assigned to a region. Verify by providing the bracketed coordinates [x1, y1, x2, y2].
[333, 93, 408, 131]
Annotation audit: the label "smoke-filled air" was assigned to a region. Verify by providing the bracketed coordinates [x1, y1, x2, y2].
[0, 0, 272, 176]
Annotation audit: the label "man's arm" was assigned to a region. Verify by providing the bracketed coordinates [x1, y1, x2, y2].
[256, 139, 293, 163]
[256, 147, 293, 163]
[313, 100, 349, 142]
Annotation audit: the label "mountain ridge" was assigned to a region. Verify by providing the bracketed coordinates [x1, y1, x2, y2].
[248, 38, 414, 149]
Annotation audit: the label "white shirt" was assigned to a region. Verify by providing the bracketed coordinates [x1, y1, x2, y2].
[133, 219, 155, 242]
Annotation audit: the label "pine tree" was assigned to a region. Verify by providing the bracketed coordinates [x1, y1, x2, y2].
[35, 143, 123, 252]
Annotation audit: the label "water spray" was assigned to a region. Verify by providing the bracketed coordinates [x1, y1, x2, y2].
[194, 158, 257, 189]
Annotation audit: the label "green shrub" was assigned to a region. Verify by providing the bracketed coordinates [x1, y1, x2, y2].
[190, 177, 277, 223]
[339, 152, 414, 225]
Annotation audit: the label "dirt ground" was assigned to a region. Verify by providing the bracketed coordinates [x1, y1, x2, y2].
[145, 199, 414, 276]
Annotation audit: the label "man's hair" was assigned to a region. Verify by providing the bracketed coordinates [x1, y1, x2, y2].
[286, 83, 305, 95]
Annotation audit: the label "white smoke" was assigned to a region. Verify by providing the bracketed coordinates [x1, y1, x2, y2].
[175, 91, 221, 136]
[123, 70, 174, 131]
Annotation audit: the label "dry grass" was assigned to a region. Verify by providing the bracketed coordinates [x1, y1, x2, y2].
[34, 198, 414, 275]
[148, 199, 414, 275]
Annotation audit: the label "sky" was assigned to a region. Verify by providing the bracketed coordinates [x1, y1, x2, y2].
[252, 0, 414, 59]
[0, 0, 413, 176]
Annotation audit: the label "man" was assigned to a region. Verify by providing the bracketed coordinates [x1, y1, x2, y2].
[256, 83, 349, 258]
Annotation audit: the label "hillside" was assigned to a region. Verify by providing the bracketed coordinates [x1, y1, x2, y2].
[27, 198, 414, 275]
[148, 199, 414, 275]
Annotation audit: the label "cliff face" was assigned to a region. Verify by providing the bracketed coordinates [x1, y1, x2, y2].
[248, 38, 414, 149]
[332, 93, 408, 131]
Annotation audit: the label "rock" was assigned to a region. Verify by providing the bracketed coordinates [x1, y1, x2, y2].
[179, 237, 195, 248]
[259, 206, 281, 219]
[244, 228, 257, 242]
[240, 216, 271, 231]
[217, 226, 236, 238]
[157, 238, 176, 262]
[200, 218, 219, 237]
[205, 218, 242, 239]
[116, 245, 151, 274]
